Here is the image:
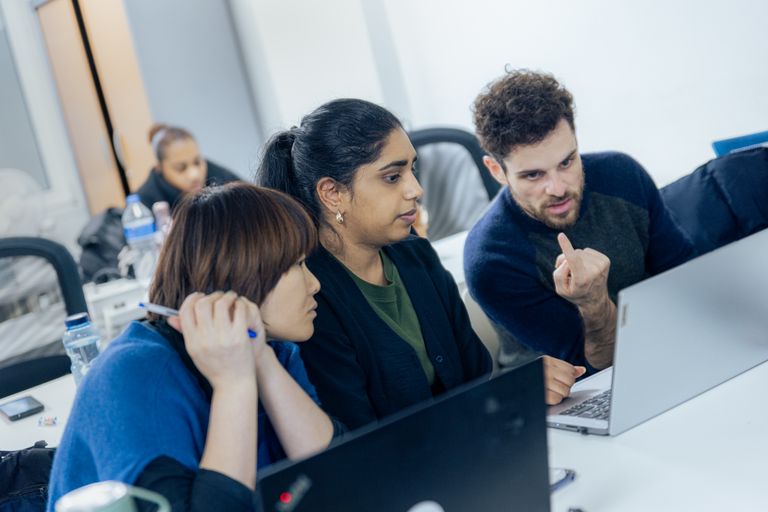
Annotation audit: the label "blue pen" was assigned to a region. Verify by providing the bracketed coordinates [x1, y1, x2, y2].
[139, 302, 258, 338]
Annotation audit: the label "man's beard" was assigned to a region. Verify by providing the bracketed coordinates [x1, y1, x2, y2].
[537, 193, 582, 229]
[514, 191, 583, 230]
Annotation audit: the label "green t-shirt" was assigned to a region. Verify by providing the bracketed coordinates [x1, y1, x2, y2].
[344, 252, 436, 386]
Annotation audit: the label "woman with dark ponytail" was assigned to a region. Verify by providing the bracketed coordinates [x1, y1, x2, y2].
[257, 98, 583, 430]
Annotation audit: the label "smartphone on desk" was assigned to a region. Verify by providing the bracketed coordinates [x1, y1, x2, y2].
[0, 395, 44, 421]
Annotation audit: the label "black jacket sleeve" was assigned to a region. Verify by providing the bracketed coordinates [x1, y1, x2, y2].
[134, 456, 261, 512]
[300, 298, 381, 430]
[420, 237, 493, 379]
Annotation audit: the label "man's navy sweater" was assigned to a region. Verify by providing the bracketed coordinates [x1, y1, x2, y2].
[464, 152, 696, 369]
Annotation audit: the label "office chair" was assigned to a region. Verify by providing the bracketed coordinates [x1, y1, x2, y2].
[0, 237, 88, 398]
[408, 128, 500, 241]
[409, 127, 500, 199]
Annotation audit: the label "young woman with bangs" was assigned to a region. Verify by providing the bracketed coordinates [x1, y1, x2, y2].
[48, 183, 335, 511]
[258, 99, 585, 431]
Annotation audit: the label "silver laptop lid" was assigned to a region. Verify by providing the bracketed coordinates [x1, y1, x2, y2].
[609, 228, 768, 435]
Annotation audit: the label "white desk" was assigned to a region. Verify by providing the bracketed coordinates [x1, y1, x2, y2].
[550, 360, 768, 511]
[3, 349, 767, 510]
[0, 375, 75, 450]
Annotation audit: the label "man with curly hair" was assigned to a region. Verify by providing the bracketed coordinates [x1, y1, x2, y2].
[464, 69, 695, 372]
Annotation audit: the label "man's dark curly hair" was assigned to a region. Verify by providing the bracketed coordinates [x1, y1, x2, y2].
[473, 69, 575, 166]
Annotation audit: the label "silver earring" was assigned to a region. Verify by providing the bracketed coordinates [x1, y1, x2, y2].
[335, 211, 345, 224]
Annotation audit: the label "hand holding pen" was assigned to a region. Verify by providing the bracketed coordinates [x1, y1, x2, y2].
[140, 301, 258, 338]
[143, 292, 267, 387]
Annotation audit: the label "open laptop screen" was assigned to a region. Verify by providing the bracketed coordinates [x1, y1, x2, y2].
[257, 359, 550, 512]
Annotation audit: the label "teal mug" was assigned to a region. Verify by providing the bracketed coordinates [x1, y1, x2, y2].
[55, 481, 170, 512]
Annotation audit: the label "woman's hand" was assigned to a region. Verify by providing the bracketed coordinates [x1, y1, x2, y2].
[169, 291, 267, 388]
[542, 355, 587, 405]
[169, 292, 264, 490]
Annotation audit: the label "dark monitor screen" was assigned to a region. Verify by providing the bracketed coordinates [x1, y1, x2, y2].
[257, 359, 550, 512]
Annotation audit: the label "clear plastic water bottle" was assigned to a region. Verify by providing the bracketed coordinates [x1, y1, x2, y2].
[62, 313, 102, 387]
[151, 201, 172, 244]
[122, 194, 159, 282]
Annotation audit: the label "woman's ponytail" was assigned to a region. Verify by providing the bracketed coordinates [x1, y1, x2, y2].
[256, 130, 298, 197]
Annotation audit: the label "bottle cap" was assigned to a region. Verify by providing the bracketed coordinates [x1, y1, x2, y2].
[125, 194, 141, 204]
[65, 312, 91, 329]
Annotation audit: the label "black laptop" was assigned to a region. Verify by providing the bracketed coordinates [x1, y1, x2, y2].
[257, 359, 550, 512]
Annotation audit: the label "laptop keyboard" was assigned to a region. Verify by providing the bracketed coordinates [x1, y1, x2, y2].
[560, 390, 612, 420]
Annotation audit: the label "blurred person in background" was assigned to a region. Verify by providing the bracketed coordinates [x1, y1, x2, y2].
[136, 123, 241, 211]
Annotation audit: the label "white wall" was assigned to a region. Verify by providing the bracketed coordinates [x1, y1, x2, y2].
[381, 0, 768, 185]
[232, 0, 768, 186]
[0, 14, 47, 189]
[229, 0, 387, 136]
[123, 0, 262, 178]
[0, 0, 88, 251]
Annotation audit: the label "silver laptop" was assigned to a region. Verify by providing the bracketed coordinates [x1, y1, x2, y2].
[548, 228, 768, 436]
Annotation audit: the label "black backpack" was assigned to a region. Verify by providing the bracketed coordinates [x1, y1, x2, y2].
[77, 207, 126, 283]
[0, 441, 55, 512]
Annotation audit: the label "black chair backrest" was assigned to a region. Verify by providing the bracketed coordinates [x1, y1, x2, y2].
[408, 127, 500, 200]
[0, 237, 88, 397]
[0, 238, 87, 315]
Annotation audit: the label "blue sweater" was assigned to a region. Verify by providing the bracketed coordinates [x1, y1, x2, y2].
[464, 152, 696, 368]
[47, 321, 320, 510]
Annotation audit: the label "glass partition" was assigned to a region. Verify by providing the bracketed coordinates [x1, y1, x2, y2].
[0, 11, 48, 189]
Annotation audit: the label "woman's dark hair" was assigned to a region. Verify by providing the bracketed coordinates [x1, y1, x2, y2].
[256, 98, 402, 229]
[149, 123, 195, 163]
[148, 182, 317, 317]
